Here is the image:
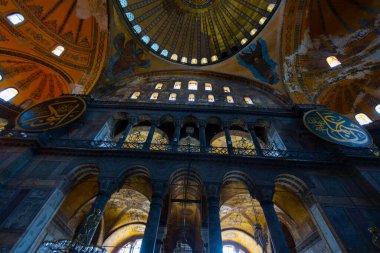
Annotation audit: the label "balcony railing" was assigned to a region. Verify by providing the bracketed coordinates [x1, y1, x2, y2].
[0, 130, 379, 161]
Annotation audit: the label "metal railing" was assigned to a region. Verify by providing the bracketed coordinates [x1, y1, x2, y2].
[0, 130, 379, 161]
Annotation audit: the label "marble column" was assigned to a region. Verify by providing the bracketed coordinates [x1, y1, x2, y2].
[172, 119, 182, 152]
[206, 184, 223, 253]
[257, 187, 290, 253]
[75, 178, 117, 245]
[117, 116, 137, 148]
[223, 122, 234, 156]
[140, 181, 166, 253]
[199, 120, 207, 153]
[247, 123, 263, 156]
[143, 120, 158, 150]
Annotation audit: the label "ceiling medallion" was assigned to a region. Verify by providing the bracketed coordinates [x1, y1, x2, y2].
[117, 0, 281, 66]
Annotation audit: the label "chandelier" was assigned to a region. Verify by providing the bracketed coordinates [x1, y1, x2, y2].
[251, 197, 268, 253]
[41, 239, 106, 253]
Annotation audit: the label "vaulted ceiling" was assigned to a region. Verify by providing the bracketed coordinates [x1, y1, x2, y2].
[0, 0, 379, 121]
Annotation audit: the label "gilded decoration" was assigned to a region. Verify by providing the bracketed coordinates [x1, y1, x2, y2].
[303, 110, 372, 148]
[16, 96, 86, 132]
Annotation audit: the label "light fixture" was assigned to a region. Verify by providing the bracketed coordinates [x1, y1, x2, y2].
[251, 197, 268, 252]
[41, 240, 106, 253]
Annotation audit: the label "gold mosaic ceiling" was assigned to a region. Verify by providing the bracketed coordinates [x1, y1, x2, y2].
[115, 0, 280, 65]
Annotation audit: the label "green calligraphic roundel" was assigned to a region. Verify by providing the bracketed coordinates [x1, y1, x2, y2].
[16, 96, 87, 132]
[303, 110, 372, 147]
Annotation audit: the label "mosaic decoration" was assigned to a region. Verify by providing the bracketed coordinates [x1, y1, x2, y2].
[237, 38, 279, 84]
[107, 34, 151, 80]
[303, 110, 372, 147]
[16, 96, 86, 132]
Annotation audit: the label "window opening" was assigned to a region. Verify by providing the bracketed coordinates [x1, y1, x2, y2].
[174, 82, 181, 89]
[7, 13, 25, 25]
[188, 81, 198, 90]
[355, 113, 373, 125]
[226, 96, 234, 103]
[205, 83, 212, 91]
[208, 95, 215, 102]
[52, 45, 65, 56]
[326, 56, 341, 68]
[155, 83, 163, 90]
[244, 97, 253, 104]
[150, 92, 159, 100]
[223, 87, 231, 93]
[0, 88, 18, 101]
[375, 104, 380, 114]
[130, 91, 140, 99]
[169, 93, 177, 101]
[188, 94, 195, 102]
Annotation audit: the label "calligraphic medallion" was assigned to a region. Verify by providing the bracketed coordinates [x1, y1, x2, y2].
[303, 110, 372, 147]
[16, 96, 86, 132]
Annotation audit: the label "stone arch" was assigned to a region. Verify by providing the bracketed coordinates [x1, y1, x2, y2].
[222, 171, 256, 196]
[65, 164, 100, 192]
[274, 174, 342, 253]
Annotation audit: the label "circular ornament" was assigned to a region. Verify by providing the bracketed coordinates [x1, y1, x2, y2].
[16, 96, 86, 132]
[303, 110, 372, 147]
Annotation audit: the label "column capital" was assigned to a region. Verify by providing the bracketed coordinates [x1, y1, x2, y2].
[205, 183, 221, 207]
[98, 177, 119, 196]
[222, 121, 231, 129]
[199, 119, 207, 128]
[151, 180, 167, 201]
[128, 116, 138, 124]
[174, 119, 183, 127]
[151, 118, 160, 127]
[255, 185, 275, 204]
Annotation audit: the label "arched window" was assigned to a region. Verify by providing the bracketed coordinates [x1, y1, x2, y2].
[244, 97, 253, 104]
[52, 45, 65, 56]
[151, 43, 159, 51]
[171, 54, 178, 61]
[161, 49, 168, 57]
[130, 91, 140, 99]
[169, 93, 177, 101]
[201, 58, 208, 64]
[355, 113, 373, 125]
[267, 3, 276, 12]
[259, 17, 267, 25]
[118, 239, 142, 253]
[211, 55, 218, 62]
[191, 58, 198, 64]
[208, 94, 215, 102]
[188, 94, 195, 102]
[125, 12, 134, 21]
[6, 13, 25, 25]
[142, 35, 150, 44]
[241, 38, 248, 45]
[150, 92, 159, 100]
[188, 81, 198, 90]
[181, 57, 188, 63]
[223, 245, 246, 253]
[226, 96, 234, 103]
[155, 83, 163, 90]
[250, 28, 257, 36]
[0, 88, 18, 101]
[375, 104, 380, 114]
[174, 82, 181, 89]
[119, 0, 128, 8]
[0, 73, 3, 81]
[205, 83, 212, 91]
[133, 25, 141, 34]
[326, 56, 341, 68]
[223, 87, 230, 93]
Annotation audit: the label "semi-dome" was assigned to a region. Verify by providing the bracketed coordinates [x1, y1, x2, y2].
[116, 0, 280, 66]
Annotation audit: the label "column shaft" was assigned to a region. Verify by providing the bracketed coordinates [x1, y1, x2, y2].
[117, 121, 135, 148]
[140, 192, 164, 253]
[224, 127, 234, 155]
[248, 126, 263, 156]
[173, 123, 181, 152]
[199, 125, 207, 153]
[75, 193, 110, 245]
[143, 124, 157, 150]
[208, 197, 223, 253]
[261, 201, 291, 253]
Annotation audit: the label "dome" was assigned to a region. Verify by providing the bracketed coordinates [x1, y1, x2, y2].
[116, 0, 280, 66]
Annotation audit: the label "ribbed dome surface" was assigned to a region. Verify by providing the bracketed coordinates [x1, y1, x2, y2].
[116, 0, 280, 66]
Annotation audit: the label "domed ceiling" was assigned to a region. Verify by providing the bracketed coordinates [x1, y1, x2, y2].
[0, 0, 107, 107]
[115, 0, 280, 66]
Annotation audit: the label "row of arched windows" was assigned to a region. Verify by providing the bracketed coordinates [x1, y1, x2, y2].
[154, 81, 231, 93]
[130, 91, 254, 104]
